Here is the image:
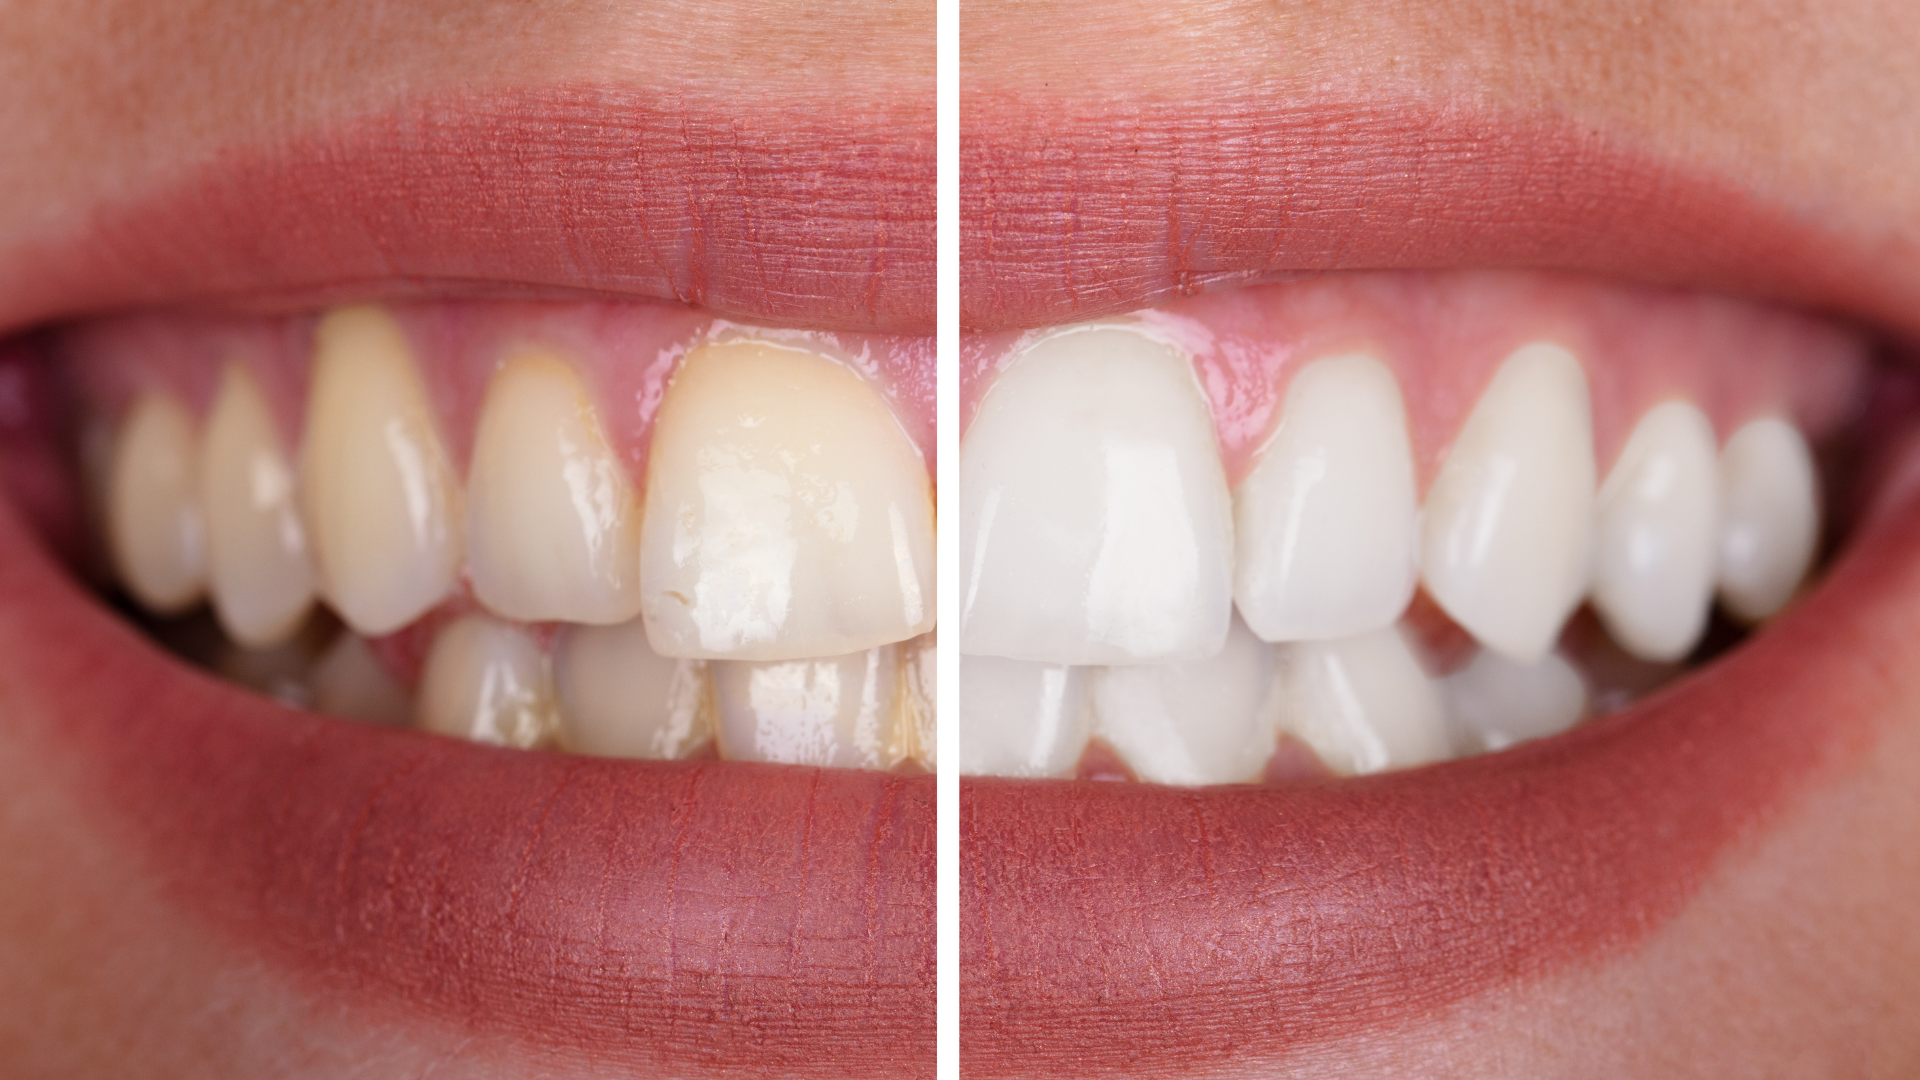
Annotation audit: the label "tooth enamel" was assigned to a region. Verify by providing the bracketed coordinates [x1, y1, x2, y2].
[106, 392, 207, 613]
[1421, 343, 1595, 663]
[959, 326, 1232, 665]
[198, 365, 317, 646]
[1090, 614, 1278, 785]
[1717, 418, 1820, 621]
[301, 306, 464, 636]
[1233, 353, 1418, 642]
[710, 645, 901, 768]
[899, 632, 937, 770]
[1590, 401, 1720, 661]
[309, 632, 412, 726]
[466, 351, 643, 625]
[958, 655, 1091, 778]
[1442, 648, 1588, 754]
[553, 618, 712, 759]
[639, 341, 935, 661]
[416, 614, 559, 749]
[1277, 625, 1450, 775]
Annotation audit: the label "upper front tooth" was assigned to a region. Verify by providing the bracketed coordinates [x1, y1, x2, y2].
[959, 326, 1232, 665]
[1591, 401, 1720, 661]
[1442, 647, 1588, 755]
[1234, 353, 1418, 642]
[1090, 614, 1279, 786]
[553, 617, 712, 759]
[302, 307, 464, 636]
[640, 341, 935, 661]
[958, 654, 1090, 778]
[1716, 417, 1820, 621]
[416, 614, 559, 749]
[106, 392, 207, 613]
[1421, 343, 1596, 663]
[710, 645, 902, 769]
[199, 365, 316, 647]
[1277, 625, 1450, 776]
[466, 351, 642, 625]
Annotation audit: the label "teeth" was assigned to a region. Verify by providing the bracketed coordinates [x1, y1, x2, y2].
[1442, 648, 1588, 754]
[106, 393, 207, 613]
[1421, 343, 1595, 663]
[552, 618, 712, 759]
[959, 326, 1232, 665]
[415, 615, 559, 749]
[1276, 625, 1450, 776]
[309, 632, 412, 726]
[899, 632, 937, 770]
[198, 365, 317, 647]
[1233, 353, 1418, 642]
[1717, 418, 1820, 621]
[301, 306, 464, 636]
[710, 645, 902, 768]
[466, 351, 643, 625]
[640, 341, 935, 661]
[958, 655, 1090, 778]
[1590, 401, 1720, 661]
[1090, 614, 1278, 786]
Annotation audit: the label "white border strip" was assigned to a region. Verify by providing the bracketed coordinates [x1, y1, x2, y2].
[935, 0, 960, 1072]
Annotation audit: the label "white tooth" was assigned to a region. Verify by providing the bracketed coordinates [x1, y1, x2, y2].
[310, 632, 412, 727]
[301, 306, 463, 636]
[1277, 625, 1450, 775]
[640, 341, 935, 661]
[1590, 401, 1720, 661]
[416, 615, 558, 748]
[1442, 648, 1588, 755]
[710, 646, 901, 769]
[553, 618, 711, 759]
[1234, 353, 1418, 642]
[1090, 614, 1278, 786]
[199, 365, 317, 646]
[1717, 418, 1820, 621]
[466, 351, 643, 625]
[959, 326, 1232, 665]
[1421, 343, 1595, 663]
[899, 632, 937, 770]
[959, 655, 1090, 778]
[106, 392, 207, 613]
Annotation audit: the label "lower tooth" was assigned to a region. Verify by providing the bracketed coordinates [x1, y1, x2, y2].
[900, 632, 937, 770]
[106, 393, 207, 613]
[711, 646, 901, 769]
[310, 632, 412, 726]
[1277, 625, 1451, 776]
[199, 365, 317, 647]
[553, 618, 712, 759]
[1717, 418, 1820, 621]
[1090, 615, 1278, 786]
[958, 655, 1091, 778]
[1441, 648, 1588, 755]
[416, 615, 560, 749]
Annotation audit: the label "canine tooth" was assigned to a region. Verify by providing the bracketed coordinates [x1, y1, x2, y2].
[640, 341, 935, 661]
[1442, 648, 1588, 754]
[1277, 626, 1450, 775]
[1717, 418, 1820, 621]
[302, 306, 463, 636]
[1090, 614, 1278, 786]
[959, 655, 1090, 778]
[1234, 353, 1418, 642]
[710, 646, 900, 768]
[467, 351, 642, 625]
[416, 615, 559, 749]
[1421, 343, 1595, 663]
[310, 632, 412, 726]
[106, 393, 206, 613]
[960, 326, 1232, 664]
[199, 365, 316, 646]
[1591, 401, 1720, 661]
[553, 618, 711, 759]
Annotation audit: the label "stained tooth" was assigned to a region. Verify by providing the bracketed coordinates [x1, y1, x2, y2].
[958, 655, 1090, 778]
[1442, 648, 1588, 755]
[301, 306, 463, 636]
[640, 341, 935, 661]
[1090, 614, 1278, 786]
[1421, 343, 1595, 663]
[1717, 418, 1820, 621]
[710, 646, 901, 769]
[106, 392, 207, 613]
[1277, 626, 1450, 775]
[1234, 353, 1418, 642]
[416, 615, 559, 748]
[199, 365, 316, 646]
[899, 632, 937, 770]
[1591, 401, 1720, 661]
[553, 618, 711, 759]
[310, 632, 412, 726]
[467, 351, 642, 625]
[959, 326, 1232, 665]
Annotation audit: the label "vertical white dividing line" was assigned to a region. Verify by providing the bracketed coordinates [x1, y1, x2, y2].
[934, 0, 960, 1072]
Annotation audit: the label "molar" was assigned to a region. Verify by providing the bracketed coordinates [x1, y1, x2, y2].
[710, 645, 903, 769]
[958, 655, 1090, 778]
[552, 618, 712, 759]
[106, 392, 207, 613]
[1090, 614, 1278, 786]
[416, 614, 560, 749]
[1276, 625, 1451, 776]
[1717, 418, 1820, 621]
[1591, 401, 1720, 662]
[199, 365, 317, 647]
[1441, 648, 1589, 755]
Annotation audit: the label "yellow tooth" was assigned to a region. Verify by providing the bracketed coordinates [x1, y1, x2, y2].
[301, 307, 463, 635]
[106, 392, 206, 613]
[897, 632, 937, 770]
[416, 614, 558, 749]
[553, 618, 712, 759]
[310, 632, 412, 727]
[199, 365, 316, 646]
[466, 351, 642, 625]
[711, 645, 902, 768]
[640, 340, 935, 661]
